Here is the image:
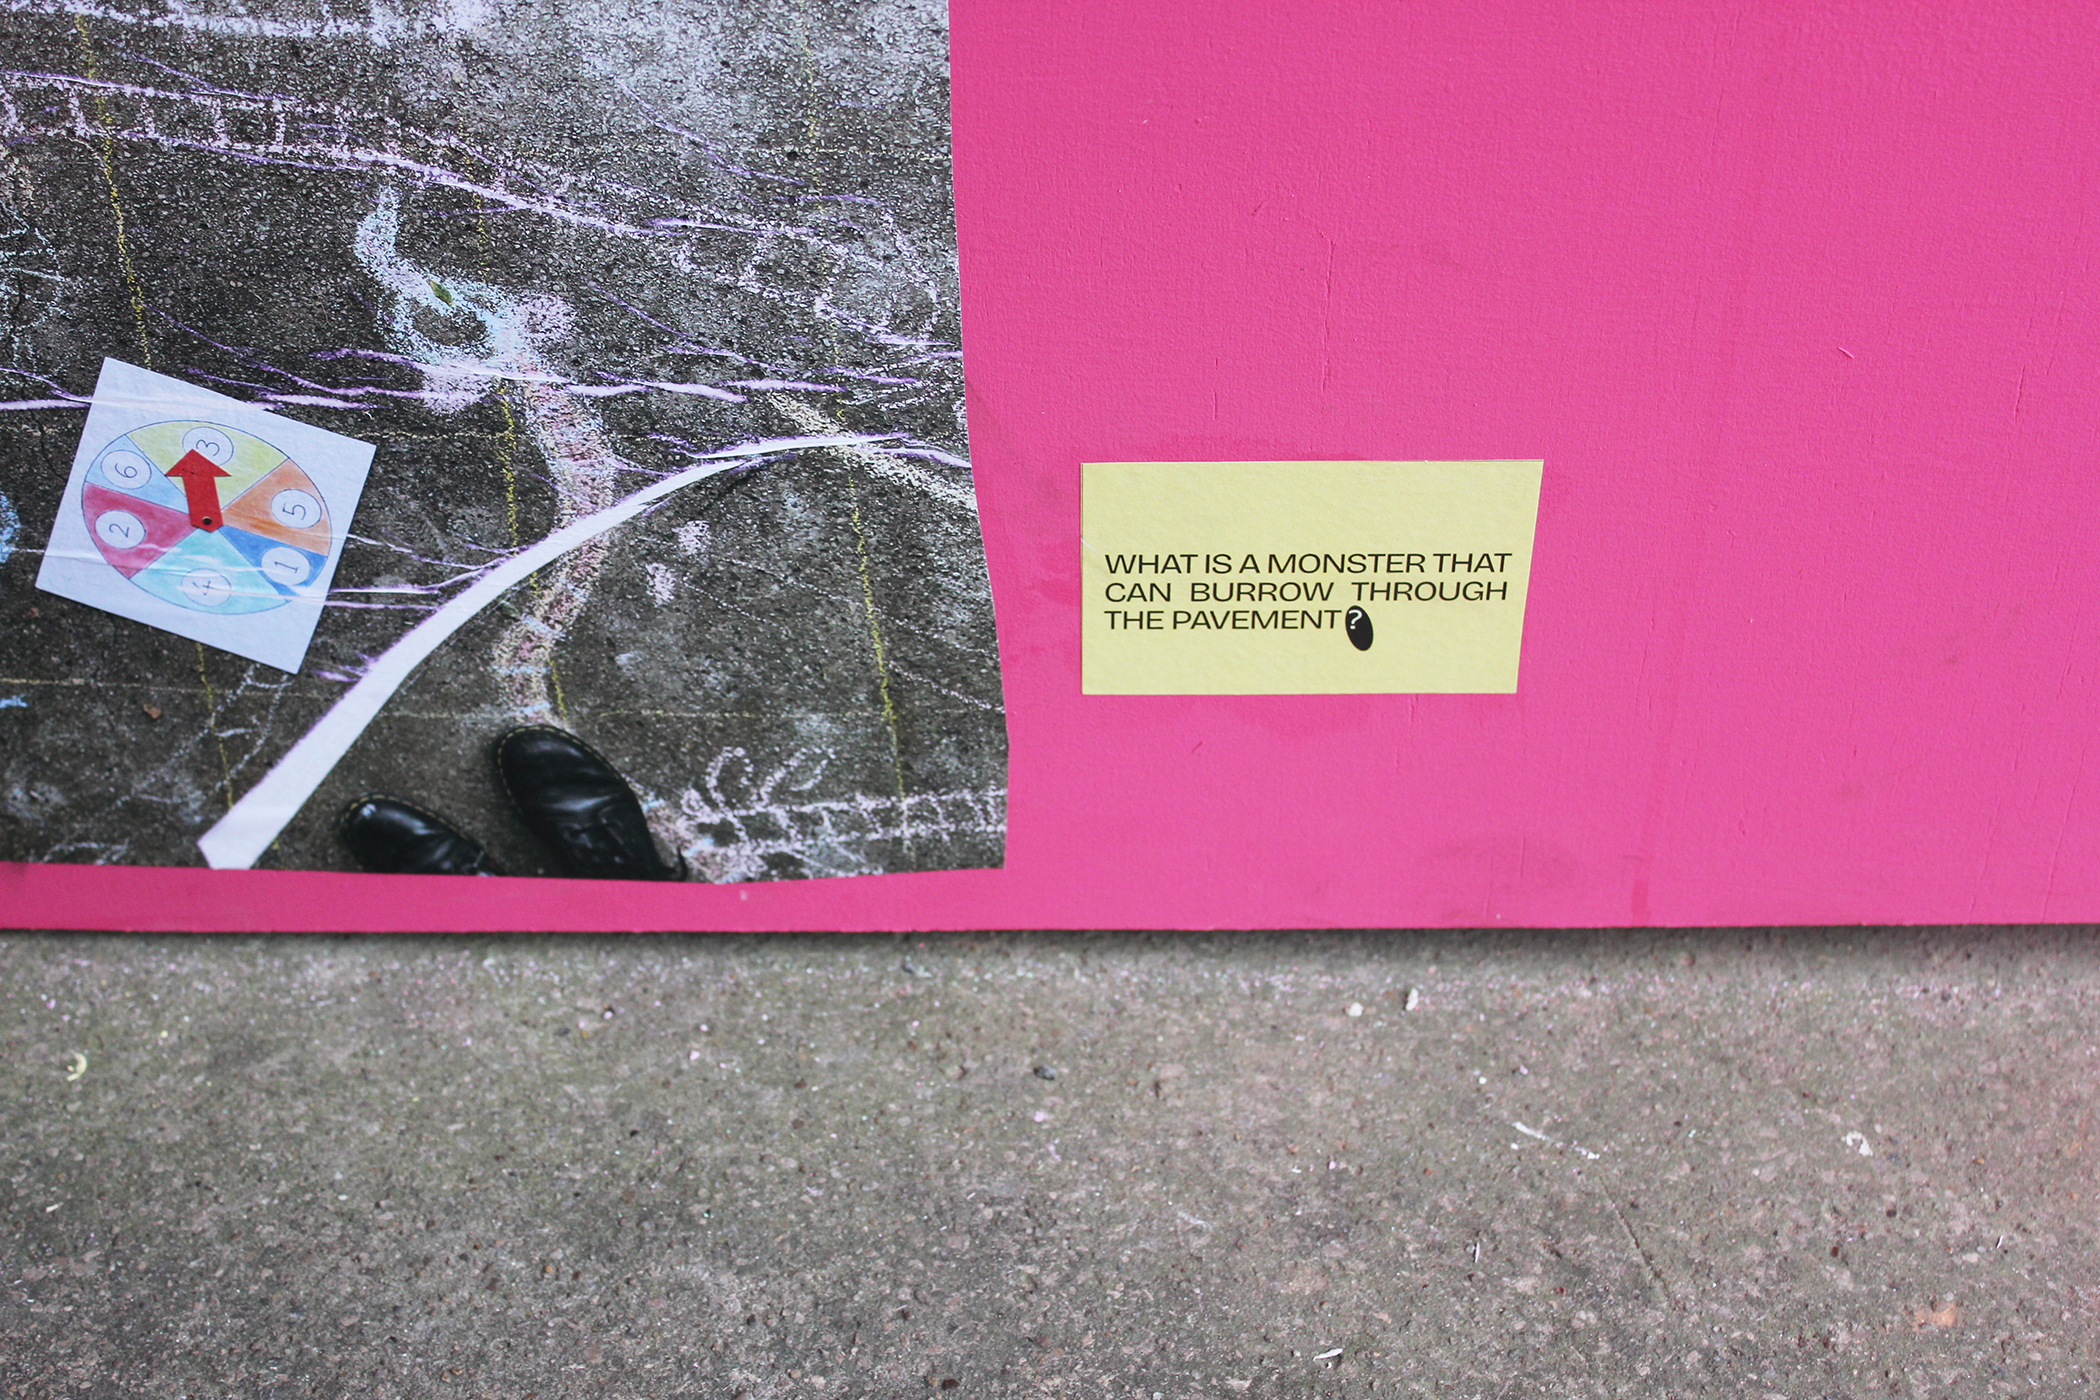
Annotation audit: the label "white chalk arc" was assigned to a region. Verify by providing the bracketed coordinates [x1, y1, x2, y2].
[196, 434, 894, 870]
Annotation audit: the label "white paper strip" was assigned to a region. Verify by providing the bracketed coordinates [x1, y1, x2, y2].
[197, 434, 891, 869]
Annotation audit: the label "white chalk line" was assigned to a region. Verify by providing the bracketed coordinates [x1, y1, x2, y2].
[765, 394, 977, 515]
[0, 0, 472, 44]
[195, 433, 891, 869]
[0, 70, 905, 276]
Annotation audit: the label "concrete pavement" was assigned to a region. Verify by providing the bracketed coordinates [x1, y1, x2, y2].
[1, 925, 2094, 1397]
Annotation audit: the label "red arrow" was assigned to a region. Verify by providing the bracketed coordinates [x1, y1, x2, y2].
[167, 449, 231, 532]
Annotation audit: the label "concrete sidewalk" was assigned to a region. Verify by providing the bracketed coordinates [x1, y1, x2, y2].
[1, 926, 2094, 1397]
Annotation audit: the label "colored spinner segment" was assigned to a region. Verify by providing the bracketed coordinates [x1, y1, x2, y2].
[81, 421, 332, 615]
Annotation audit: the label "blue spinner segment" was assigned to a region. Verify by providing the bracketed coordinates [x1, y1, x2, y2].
[90, 433, 188, 512]
[219, 525, 327, 597]
[129, 530, 286, 616]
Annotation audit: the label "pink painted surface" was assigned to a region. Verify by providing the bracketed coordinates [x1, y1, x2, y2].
[10, 0, 2100, 930]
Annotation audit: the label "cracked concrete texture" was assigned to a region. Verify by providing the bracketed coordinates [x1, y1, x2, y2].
[2, 925, 2097, 1397]
[0, 0, 1004, 880]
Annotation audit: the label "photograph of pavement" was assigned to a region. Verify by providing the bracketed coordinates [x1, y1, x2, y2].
[3, 925, 2096, 1397]
[0, 0, 1006, 881]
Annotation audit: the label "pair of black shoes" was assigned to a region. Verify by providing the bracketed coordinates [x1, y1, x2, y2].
[338, 726, 685, 881]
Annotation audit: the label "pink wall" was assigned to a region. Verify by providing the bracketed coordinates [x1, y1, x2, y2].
[11, 0, 2100, 930]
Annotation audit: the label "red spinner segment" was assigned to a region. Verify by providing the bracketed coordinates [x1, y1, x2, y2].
[81, 482, 195, 578]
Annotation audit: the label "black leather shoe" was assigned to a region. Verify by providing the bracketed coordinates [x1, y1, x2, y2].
[338, 796, 497, 875]
[494, 725, 685, 881]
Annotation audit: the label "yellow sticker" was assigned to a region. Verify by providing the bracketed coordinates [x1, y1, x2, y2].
[1081, 461, 1543, 695]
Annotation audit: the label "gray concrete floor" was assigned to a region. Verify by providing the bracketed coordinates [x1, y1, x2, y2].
[1, 926, 2095, 1398]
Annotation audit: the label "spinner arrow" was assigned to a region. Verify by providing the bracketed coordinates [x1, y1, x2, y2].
[166, 449, 230, 531]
